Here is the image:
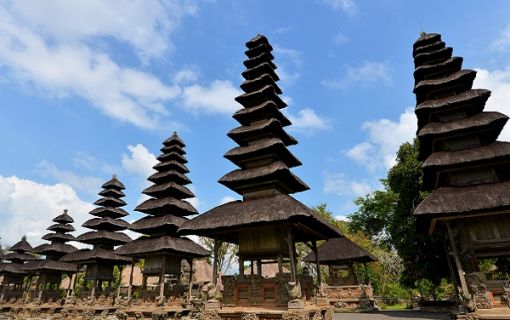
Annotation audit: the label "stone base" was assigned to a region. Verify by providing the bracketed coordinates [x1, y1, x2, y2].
[287, 299, 304, 309]
[205, 300, 221, 310]
[316, 298, 329, 306]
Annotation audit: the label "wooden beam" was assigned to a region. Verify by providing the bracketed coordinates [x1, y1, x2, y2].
[127, 260, 135, 300]
[116, 266, 123, 302]
[239, 256, 244, 276]
[312, 241, 322, 294]
[446, 223, 469, 296]
[285, 229, 297, 282]
[212, 240, 220, 286]
[187, 258, 193, 303]
[159, 256, 166, 300]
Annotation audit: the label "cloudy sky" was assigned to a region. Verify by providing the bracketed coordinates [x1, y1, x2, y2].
[1, 0, 510, 247]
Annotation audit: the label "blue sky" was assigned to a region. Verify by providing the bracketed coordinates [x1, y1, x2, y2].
[1, 0, 510, 247]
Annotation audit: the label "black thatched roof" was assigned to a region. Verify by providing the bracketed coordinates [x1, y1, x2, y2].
[134, 197, 197, 216]
[415, 180, 510, 218]
[179, 194, 342, 242]
[89, 207, 128, 218]
[21, 260, 77, 273]
[76, 230, 131, 246]
[303, 237, 377, 265]
[228, 118, 297, 146]
[47, 223, 75, 232]
[3, 252, 37, 262]
[82, 217, 130, 231]
[233, 101, 291, 126]
[115, 235, 209, 258]
[9, 238, 33, 253]
[42, 232, 75, 242]
[61, 247, 131, 265]
[0, 263, 27, 275]
[32, 243, 77, 255]
[142, 181, 194, 199]
[412, 33, 510, 232]
[129, 214, 188, 234]
[101, 175, 125, 190]
[52, 209, 74, 224]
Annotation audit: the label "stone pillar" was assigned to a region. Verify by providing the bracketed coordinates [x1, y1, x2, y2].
[127, 260, 135, 300]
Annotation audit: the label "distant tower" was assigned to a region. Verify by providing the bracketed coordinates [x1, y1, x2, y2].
[180, 34, 341, 309]
[0, 237, 36, 302]
[61, 176, 131, 299]
[412, 33, 510, 299]
[116, 133, 209, 304]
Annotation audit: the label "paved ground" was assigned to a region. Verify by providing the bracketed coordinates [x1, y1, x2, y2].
[334, 311, 450, 320]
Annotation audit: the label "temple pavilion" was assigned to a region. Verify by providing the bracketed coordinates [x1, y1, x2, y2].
[23, 210, 77, 303]
[179, 34, 342, 309]
[61, 176, 131, 301]
[0, 237, 36, 302]
[413, 33, 510, 307]
[116, 133, 209, 305]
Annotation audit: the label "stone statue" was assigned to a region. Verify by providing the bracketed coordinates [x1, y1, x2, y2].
[287, 281, 304, 309]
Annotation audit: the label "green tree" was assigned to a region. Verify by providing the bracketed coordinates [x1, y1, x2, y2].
[199, 237, 238, 274]
[348, 139, 448, 285]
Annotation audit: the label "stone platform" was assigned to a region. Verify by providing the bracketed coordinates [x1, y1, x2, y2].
[201, 305, 333, 320]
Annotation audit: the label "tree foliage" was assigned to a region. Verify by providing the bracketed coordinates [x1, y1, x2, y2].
[199, 237, 238, 274]
[348, 139, 449, 285]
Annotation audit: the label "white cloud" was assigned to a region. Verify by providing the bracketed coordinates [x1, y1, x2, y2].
[121, 144, 158, 178]
[474, 66, 510, 141]
[491, 24, 510, 52]
[220, 196, 237, 204]
[346, 108, 416, 172]
[323, 172, 374, 198]
[287, 108, 331, 133]
[8, 0, 197, 62]
[322, 0, 358, 16]
[334, 32, 349, 46]
[322, 61, 392, 89]
[73, 151, 98, 171]
[0, 175, 94, 247]
[173, 68, 200, 84]
[274, 45, 303, 86]
[181, 80, 242, 115]
[35, 160, 103, 196]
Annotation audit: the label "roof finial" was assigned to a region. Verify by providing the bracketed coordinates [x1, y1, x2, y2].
[63, 208, 68, 214]
[112, 174, 117, 179]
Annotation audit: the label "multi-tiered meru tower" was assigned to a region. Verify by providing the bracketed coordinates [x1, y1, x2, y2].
[116, 133, 209, 305]
[413, 33, 510, 303]
[25, 210, 78, 303]
[0, 237, 36, 302]
[61, 176, 131, 299]
[180, 34, 341, 309]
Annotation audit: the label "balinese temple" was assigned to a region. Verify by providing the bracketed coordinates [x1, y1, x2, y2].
[116, 133, 209, 305]
[179, 34, 342, 309]
[24, 210, 78, 303]
[303, 238, 377, 308]
[61, 176, 131, 300]
[0, 237, 36, 302]
[412, 33, 510, 309]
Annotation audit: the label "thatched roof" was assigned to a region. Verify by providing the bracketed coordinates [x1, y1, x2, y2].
[148, 169, 191, 185]
[179, 194, 342, 242]
[245, 43, 274, 59]
[32, 243, 77, 255]
[115, 235, 209, 258]
[89, 207, 128, 218]
[414, 180, 510, 217]
[61, 247, 131, 264]
[242, 62, 279, 82]
[3, 252, 37, 262]
[101, 176, 125, 190]
[413, 38, 445, 58]
[47, 223, 75, 232]
[243, 51, 277, 70]
[21, 260, 77, 273]
[224, 137, 302, 168]
[413, 33, 441, 53]
[219, 161, 309, 195]
[142, 181, 194, 199]
[235, 85, 286, 109]
[414, 70, 476, 99]
[0, 263, 27, 275]
[303, 238, 377, 265]
[134, 197, 197, 216]
[52, 209, 74, 224]
[130, 214, 188, 234]
[42, 232, 75, 242]
[98, 188, 125, 198]
[423, 141, 510, 168]
[156, 151, 187, 164]
[228, 118, 297, 146]
[233, 101, 291, 127]
[94, 196, 127, 208]
[82, 217, 129, 231]
[163, 132, 185, 147]
[76, 230, 131, 245]
[153, 160, 189, 174]
[246, 34, 271, 48]
[10, 238, 33, 253]
[414, 46, 453, 68]
[241, 72, 281, 94]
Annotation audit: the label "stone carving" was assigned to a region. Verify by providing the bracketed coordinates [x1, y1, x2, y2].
[221, 276, 235, 306]
[115, 310, 128, 320]
[502, 281, 510, 308]
[152, 311, 166, 320]
[199, 310, 221, 320]
[470, 284, 492, 309]
[241, 312, 259, 320]
[287, 282, 304, 309]
[249, 276, 263, 305]
[282, 310, 308, 320]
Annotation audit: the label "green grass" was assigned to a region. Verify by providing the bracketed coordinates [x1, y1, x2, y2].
[381, 303, 408, 310]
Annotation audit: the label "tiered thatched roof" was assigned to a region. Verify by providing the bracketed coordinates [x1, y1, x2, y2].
[0, 237, 36, 276]
[180, 34, 341, 241]
[61, 176, 131, 265]
[303, 238, 377, 265]
[116, 133, 208, 258]
[412, 33, 510, 231]
[24, 211, 77, 273]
